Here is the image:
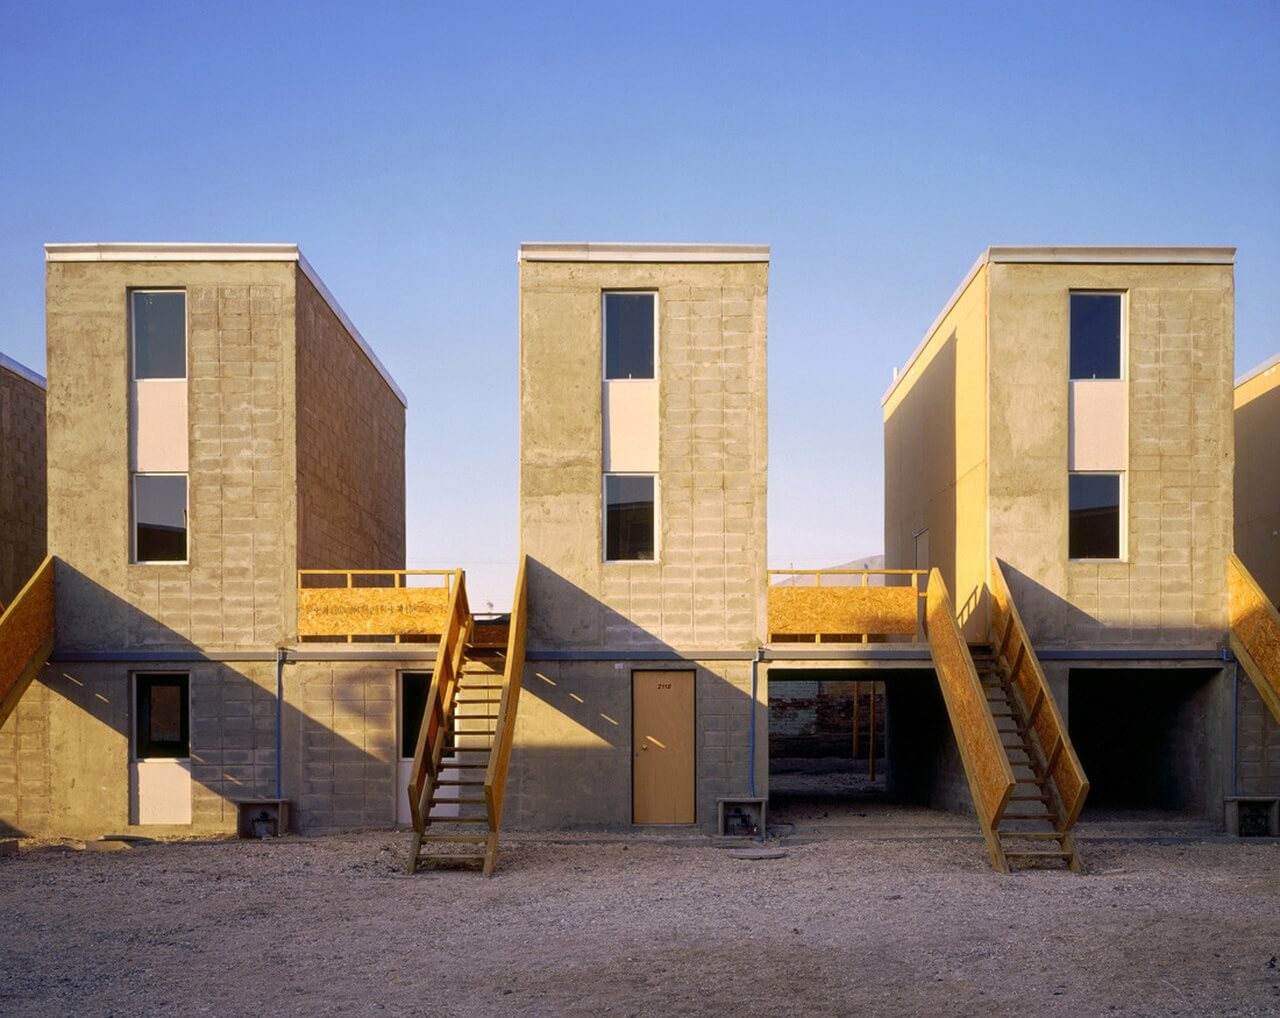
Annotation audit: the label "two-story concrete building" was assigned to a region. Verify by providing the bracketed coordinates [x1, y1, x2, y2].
[512, 243, 769, 829]
[882, 247, 1278, 833]
[0, 243, 446, 839]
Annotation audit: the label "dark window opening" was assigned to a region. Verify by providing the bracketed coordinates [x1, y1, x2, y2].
[605, 474, 655, 560]
[135, 474, 188, 561]
[604, 292, 655, 380]
[1069, 473, 1121, 559]
[131, 291, 187, 380]
[400, 672, 431, 757]
[135, 674, 189, 759]
[1069, 292, 1122, 380]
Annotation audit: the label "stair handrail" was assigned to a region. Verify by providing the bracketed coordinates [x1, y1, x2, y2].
[988, 558, 1090, 829]
[406, 568, 472, 830]
[924, 568, 1015, 838]
[0, 556, 56, 731]
[1227, 553, 1280, 725]
[484, 554, 528, 833]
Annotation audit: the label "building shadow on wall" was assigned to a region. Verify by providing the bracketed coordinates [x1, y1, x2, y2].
[0, 562, 404, 837]
[504, 559, 762, 829]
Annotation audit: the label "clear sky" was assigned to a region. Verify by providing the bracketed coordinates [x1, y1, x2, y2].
[1, 1, 1277, 609]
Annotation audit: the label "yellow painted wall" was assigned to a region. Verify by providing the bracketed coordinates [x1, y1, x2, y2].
[883, 263, 989, 639]
[1235, 360, 1280, 604]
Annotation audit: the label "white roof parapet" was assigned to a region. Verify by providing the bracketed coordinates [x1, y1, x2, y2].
[519, 242, 770, 263]
[43, 243, 407, 407]
[0, 352, 46, 389]
[882, 245, 1238, 406]
[1236, 351, 1280, 390]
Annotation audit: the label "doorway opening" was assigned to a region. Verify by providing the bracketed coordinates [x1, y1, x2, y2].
[1069, 667, 1225, 818]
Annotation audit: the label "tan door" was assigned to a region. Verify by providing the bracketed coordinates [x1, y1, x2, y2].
[632, 670, 695, 824]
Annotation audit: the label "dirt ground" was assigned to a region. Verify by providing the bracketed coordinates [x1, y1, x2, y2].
[2, 822, 1278, 1018]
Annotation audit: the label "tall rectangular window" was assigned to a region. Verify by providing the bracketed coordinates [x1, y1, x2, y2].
[131, 290, 188, 563]
[135, 674, 190, 759]
[131, 290, 187, 379]
[605, 474, 655, 561]
[604, 292, 656, 380]
[134, 474, 188, 562]
[1069, 292, 1123, 380]
[1069, 472, 1121, 559]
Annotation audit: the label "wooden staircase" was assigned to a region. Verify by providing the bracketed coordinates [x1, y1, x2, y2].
[0, 557, 55, 732]
[406, 557, 527, 877]
[925, 561, 1090, 874]
[972, 643, 1085, 872]
[411, 648, 507, 873]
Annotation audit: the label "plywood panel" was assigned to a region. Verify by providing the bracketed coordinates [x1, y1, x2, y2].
[768, 586, 918, 637]
[925, 570, 1014, 829]
[297, 586, 450, 637]
[633, 670, 695, 824]
[0, 558, 54, 707]
[1228, 555, 1280, 724]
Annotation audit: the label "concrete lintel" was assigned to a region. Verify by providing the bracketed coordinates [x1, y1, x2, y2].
[42, 242, 407, 408]
[525, 648, 757, 662]
[518, 242, 770, 264]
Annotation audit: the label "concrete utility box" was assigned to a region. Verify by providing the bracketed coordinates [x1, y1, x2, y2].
[717, 797, 766, 837]
[235, 798, 291, 838]
[1225, 796, 1279, 837]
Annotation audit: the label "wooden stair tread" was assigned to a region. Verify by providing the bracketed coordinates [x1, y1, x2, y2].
[425, 815, 490, 824]
[1004, 849, 1073, 859]
[435, 779, 485, 786]
[431, 796, 487, 805]
[418, 833, 489, 843]
[999, 830, 1065, 839]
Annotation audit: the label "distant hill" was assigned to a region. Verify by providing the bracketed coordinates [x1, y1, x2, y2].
[772, 554, 887, 586]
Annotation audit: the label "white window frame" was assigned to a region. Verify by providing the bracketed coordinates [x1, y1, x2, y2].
[603, 472, 660, 564]
[1068, 289, 1127, 382]
[1067, 469, 1127, 563]
[129, 288, 189, 381]
[602, 290, 659, 382]
[132, 471, 190, 565]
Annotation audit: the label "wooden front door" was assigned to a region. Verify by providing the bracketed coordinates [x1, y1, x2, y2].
[632, 670, 695, 824]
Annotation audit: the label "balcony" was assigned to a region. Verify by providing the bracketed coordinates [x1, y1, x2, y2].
[296, 569, 462, 642]
[767, 569, 928, 643]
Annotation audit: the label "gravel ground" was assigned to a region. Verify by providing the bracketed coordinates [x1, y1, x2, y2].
[2, 827, 1278, 1017]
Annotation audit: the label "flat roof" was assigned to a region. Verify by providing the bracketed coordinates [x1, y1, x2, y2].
[43, 243, 407, 407]
[0, 352, 46, 389]
[519, 242, 769, 263]
[1236, 351, 1280, 390]
[882, 245, 1237, 406]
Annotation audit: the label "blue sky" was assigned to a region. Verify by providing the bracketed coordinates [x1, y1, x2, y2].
[1, 1, 1277, 608]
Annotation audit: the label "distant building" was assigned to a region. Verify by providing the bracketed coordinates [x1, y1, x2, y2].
[0, 353, 46, 606]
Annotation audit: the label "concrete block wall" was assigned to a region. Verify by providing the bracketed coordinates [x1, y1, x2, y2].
[295, 272, 405, 572]
[1236, 678, 1280, 796]
[987, 260, 1234, 649]
[505, 659, 763, 829]
[46, 261, 299, 651]
[291, 662, 400, 831]
[520, 254, 768, 653]
[0, 361, 46, 606]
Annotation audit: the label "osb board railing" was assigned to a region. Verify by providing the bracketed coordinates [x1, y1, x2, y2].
[767, 569, 928, 642]
[925, 568, 1014, 861]
[406, 573, 472, 852]
[1227, 554, 1280, 725]
[485, 555, 528, 847]
[0, 556, 55, 731]
[989, 558, 1090, 829]
[297, 569, 459, 640]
